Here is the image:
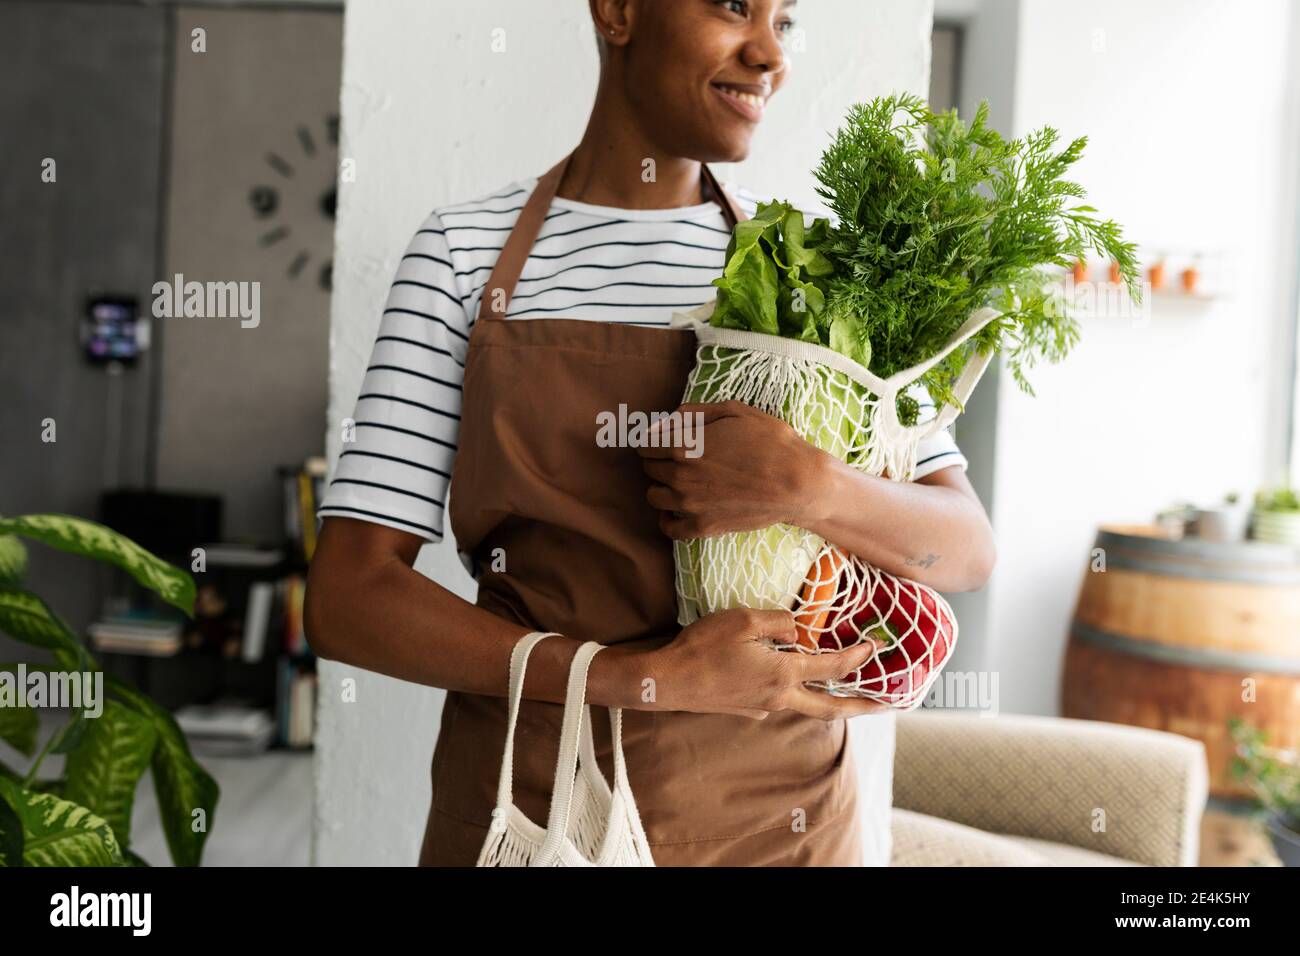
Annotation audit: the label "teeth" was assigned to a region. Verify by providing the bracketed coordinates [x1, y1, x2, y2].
[718, 86, 765, 110]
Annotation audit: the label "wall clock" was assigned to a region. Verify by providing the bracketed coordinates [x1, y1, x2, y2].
[248, 113, 339, 291]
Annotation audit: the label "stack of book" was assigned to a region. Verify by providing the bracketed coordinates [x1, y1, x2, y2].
[174, 701, 276, 756]
[88, 611, 184, 656]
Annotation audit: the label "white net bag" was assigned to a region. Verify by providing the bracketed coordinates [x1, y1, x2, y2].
[670, 302, 999, 710]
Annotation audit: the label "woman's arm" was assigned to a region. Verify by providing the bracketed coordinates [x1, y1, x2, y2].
[304, 516, 890, 720]
[802, 456, 996, 593]
[639, 400, 996, 592]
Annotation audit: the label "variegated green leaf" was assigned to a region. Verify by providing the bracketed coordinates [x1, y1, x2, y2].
[26, 776, 64, 797]
[0, 663, 45, 757]
[106, 675, 217, 866]
[0, 787, 22, 865]
[0, 536, 26, 586]
[49, 707, 89, 755]
[0, 586, 80, 652]
[54, 640, 96, 676]
[0, 515, 194, 615]
[64, 699, 157, 848]
[0, 698, 38, 757]
[0, 777, 124, 866]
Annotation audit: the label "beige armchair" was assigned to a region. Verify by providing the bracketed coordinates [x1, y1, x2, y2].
[890, 711, 1209, 866]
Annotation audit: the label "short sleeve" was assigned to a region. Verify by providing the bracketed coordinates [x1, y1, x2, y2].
[913, 426, 968, 480]
[317, 212, 470, 541]
[906, 383, 968, 481]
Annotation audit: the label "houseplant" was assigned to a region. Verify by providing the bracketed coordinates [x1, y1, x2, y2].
[0, 513, 217, 866]
[1229, 717, 1300, 866]
[1251, 486, 1300, 546]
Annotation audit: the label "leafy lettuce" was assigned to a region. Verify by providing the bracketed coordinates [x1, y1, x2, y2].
[710, 201, 872, 370]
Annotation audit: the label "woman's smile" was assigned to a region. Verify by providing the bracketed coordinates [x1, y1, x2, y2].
[710, 81, 770, 123]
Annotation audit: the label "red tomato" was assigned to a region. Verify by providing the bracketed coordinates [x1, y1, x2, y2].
[831, 571, 955, 701]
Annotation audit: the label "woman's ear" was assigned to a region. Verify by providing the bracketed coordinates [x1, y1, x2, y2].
[590, 0, 633, 52]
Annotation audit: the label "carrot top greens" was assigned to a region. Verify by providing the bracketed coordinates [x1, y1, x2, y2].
[709, 93, 1141, 420]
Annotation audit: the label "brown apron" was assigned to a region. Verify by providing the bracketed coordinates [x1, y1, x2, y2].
[418, 152, 861, 866]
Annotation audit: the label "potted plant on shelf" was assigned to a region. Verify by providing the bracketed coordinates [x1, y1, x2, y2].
[0, 513, 217, 866]
[1230, 718, 1300, 866]
[1251, 486, 1300, 546]
[1188, 491, 1251, 542]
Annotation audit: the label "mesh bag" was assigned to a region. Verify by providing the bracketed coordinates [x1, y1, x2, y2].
[670, 302, 999, 710]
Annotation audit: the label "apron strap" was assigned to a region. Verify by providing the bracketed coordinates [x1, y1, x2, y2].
[477, 152, 747, 322]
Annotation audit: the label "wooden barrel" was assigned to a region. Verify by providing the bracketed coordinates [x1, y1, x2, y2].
[1062, 524, 1300, 798]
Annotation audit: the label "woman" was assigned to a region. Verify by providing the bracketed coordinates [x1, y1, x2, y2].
[306, 0, 996, 866]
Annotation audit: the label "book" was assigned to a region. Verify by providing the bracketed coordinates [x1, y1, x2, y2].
[176, 703, 276, 756]
[175, 702, 275, 739]
[275, 658, 317, 748]
[281, 574, 309, 657]
[241, 581, 275, 663]
[282, 457, 329, 563]
[89, 612, 183, 656]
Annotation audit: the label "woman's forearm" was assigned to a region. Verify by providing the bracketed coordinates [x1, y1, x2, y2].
[799, 455, 996, 592]
[302, 520, 881, 721]
[303, 520, 651, 710]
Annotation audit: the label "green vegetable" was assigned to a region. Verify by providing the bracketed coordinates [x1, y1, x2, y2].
[679, 96, 1141, 621]
[708, 93, 1142, 413]
[682, 347, 855, 611]
[712, 199, 837, 347]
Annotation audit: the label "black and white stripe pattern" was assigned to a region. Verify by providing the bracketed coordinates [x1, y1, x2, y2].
[319, 178, 967, 542]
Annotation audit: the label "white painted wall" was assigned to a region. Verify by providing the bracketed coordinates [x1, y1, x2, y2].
[959, 0, 1298, 715]
[318, 0, 935, 865]
[936, 0, 1021, 681]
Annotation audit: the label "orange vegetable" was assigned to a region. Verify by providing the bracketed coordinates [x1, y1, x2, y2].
[793, 547, 848, 649]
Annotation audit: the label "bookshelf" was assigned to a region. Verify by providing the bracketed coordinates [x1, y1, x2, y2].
[94, 460, 325, 755]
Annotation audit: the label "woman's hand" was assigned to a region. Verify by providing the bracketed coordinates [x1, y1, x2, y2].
[638, 400, 829, 539]
[635, 608, 890, 720]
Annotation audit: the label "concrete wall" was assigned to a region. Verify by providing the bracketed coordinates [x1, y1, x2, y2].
[155, 5, 341, 539]
[1, 1, 344, 643]
[0, 1, 166, 642]
[318, 0, 936, 866]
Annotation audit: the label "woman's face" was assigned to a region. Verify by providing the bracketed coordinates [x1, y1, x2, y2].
[620, 0, 794, 163]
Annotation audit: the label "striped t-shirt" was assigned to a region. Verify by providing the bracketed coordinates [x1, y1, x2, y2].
[318, 178, 968, 542]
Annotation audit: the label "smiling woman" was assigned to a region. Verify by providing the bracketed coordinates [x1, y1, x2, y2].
[305, 0, 990, 868]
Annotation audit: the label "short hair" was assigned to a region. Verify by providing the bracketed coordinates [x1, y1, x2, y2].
[593, 23, 607, 63]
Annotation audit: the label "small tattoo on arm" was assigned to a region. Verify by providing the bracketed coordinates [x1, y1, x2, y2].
[904, 553, 940, 569]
